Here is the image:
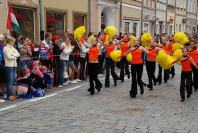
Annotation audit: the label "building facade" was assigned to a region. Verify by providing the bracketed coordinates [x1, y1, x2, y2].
[1, 0, 198, 41]
[89, 0, 120, 34]
[142, 0, 156, 35]
[0, 0, 88, 42]
[122, 0, 142, 37]
[186, 0, 197, 34]
[175, 0, 187, 33]
[156, 0, 167, 34]
[166, 0, 176, 35]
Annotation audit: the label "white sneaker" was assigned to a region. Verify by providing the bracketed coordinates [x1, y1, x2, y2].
[0, 99, 5, 103]
[63, 81, 70, 86]
[75, 79, 81, 82]
[71, 80, 78, 84]
[58, 85, 63, 88]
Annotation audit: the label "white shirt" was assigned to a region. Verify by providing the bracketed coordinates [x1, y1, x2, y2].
[3, 44, 20, 67]
[60, 42, 73, 61]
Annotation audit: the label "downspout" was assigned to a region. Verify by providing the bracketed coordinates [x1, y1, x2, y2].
[119, 0, 122, 34]
[141, 1, 143, 34]
[174, 0, 176, 33]
[88, 0, 91, 32]
[165, 0, 167, 34]
[39, 0, 44, 40]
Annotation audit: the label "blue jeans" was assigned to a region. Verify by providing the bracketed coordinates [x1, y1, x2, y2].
[19, 60, 31, 69]
[60, 60, 68, 85]
[5, 67, 16, 99]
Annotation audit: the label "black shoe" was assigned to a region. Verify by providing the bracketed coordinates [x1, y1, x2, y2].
[114, 80, 117, 86]
[187, 93, 191, 98]
[90, 92, 95, 95]
[180, 99, 185, 102]
[127, 74, 130, 79]
[147, 84, 153, 90]
[171, 74, 175, 78]
[140, 88, 144, 95]
[130, 95, 136, 98]
[96, 84, 102, 93]
[195, 89, 197, 92]
[87, 88, 91, 92]
[121, 79, 124, 82]
[105, 85, 110, 88]
[142, 82, 147, 87]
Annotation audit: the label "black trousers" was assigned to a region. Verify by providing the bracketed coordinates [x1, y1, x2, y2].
[180, 71, 192, 100]
[169, 66, 175, 76]
[191, 64, 198, 90]
[79, 57, 86, 80]
[98, 55, 105, 74]
[157, 65, 170, 83]
[146, 61, 157, 89]
[105, 58, 119, 86]
[88, 63, 102, 93]
[120, 57, 130, 81]
[130, 64, 144, 96]
[53, 57, 60, 87]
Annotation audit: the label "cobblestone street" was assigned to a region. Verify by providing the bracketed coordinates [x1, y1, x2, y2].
[0, 66, 198, 133]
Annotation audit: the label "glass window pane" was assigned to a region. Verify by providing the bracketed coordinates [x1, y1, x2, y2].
[13, 7, 34, 40]
[74, 14, 85, 30]
[133, 22, 137, 36]
[46, 11, 64, 34]
[125, 22, 130, 33]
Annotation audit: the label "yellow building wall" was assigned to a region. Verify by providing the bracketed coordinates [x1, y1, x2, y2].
[0, 1, 8, 34]
[42, 0, 88, 31]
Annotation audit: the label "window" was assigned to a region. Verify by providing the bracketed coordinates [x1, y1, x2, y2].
[46, 11, 65, 34]
[132, 22, 138, 36]
[124, 22, 130, 33]
[143, 23, 149, 33]
[13, 6, 34, 40]
[73, 13, 86, 30]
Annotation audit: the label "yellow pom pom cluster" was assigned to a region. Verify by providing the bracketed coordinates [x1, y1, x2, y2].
[74, 26, 86, 41]
[126, 53, 132, 63]
[104, 26, 117, 44]
[156, 50, 175, 70]
[110, 50, 121, 62]
[89, 35, 94, 44]
[129, 35, 135, 47]
[173, 32, 189, 45]
[141, 33, 152, 48]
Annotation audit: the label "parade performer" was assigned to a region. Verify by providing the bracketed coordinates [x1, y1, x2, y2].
[123, 38, 149, 98]
[87, 37, 103, 95]
[156, 36, 170, 84]
[179, 48, 198, 102]
[104, 26, 119, 87]
[146, 39, 157, 90]
[119, 33, 130, 82]
[188, 43, 198, 92]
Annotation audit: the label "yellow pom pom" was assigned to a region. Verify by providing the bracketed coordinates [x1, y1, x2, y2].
[110, 50, 121, 62]
[89, 35, 94, 44]
[126, 53, 132, 63]
[104, 26, 117, 43]
[74, 26, 86, 41]
[129, 35, 135, 47]
[172, 42, 184, 52]
[141, 33, 152, 47]
[173, 49, 183, 60]
[156, 50, 175, 70]
[173, 32, 189, 45]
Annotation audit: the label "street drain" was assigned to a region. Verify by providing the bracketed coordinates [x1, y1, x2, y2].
[120, 108, 145, 113]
